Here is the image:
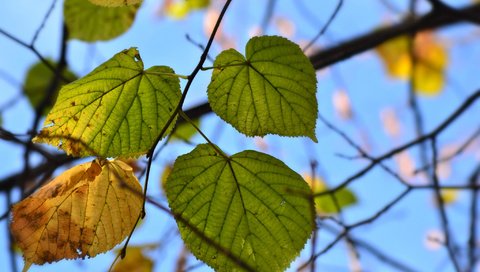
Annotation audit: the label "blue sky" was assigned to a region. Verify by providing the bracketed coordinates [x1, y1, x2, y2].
[1, 0, 480, 271]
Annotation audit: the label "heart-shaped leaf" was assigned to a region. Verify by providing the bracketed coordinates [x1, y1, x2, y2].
[33, 48, 181, 158]
[208, 35, 318, 141]
[166, 144, 314, 271]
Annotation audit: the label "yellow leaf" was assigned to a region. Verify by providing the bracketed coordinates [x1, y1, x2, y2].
[439, 189, 459, 205]
[10, 159, 143, 265]
[112, 246, 154, 272]
[165, 2, 190, 19]
[165, 0, 210, 19]
[375, 31, 447, 96]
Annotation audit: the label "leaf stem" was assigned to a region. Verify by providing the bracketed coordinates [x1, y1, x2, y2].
[178, 110, 229, 159]
[141, 0, 233, 215]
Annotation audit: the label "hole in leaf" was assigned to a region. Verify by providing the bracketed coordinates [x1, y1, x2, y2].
[45, 121, 55, 128]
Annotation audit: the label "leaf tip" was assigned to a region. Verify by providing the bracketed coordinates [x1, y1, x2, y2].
[22, 261, 32, 272]
[309, 134, 318, 143]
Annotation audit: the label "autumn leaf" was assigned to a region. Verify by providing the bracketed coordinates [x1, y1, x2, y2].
[375, 31, 448, 96]
[10, 159, 143, 266]
[164, 0, 210, 19]
[433, 189, 459, 206]
[112, 245, 157, 272]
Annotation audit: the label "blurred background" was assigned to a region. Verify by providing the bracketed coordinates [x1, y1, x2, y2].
[1, 0, 480, 271]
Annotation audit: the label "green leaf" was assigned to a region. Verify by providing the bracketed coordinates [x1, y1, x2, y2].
[166, 144, 314, 271]
[33, 48, 181, 158]
[305, 175, 357, 215]
[64, 0, 140, 42]
[315, 188, 357, 215]
[171, 119, 200, 142]
[208, 35, 318, 141]
[23, 59, 77, 116]
[88, 0, 142, 7]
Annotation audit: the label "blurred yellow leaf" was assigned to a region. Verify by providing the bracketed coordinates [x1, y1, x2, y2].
[11, 159, 143, 265]
[304, 175, 357, 215]
[112, 246, 154, 272]
[376, 31, 447, 96]
[165, 0, 210, 19]
[439, 189, 459, 205]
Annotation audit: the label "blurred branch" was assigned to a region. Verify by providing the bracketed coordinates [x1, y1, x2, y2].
[303, 0, 343, 51]
[30, 0, 58, 46]
[407, 2, 429, 189]
[427, 0, 480, 25]
[314, 89, 480, 197]
[260, 0, 276, 33]
[414, 126, 480, 175]
[321, 223, 419, 272]
[430, 138, 461, 271]
[0, 28, 69, 82]
[309, 2, 480, 69]
[22, 23, 69, 196]
[299, 188, 412, 270]
[468, 164, 480, 271]
[0, 153, 74, 193]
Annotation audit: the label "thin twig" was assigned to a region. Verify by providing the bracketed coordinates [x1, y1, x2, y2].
[303, 0, 343, 51]
[467, 165, 480, 271]
[430, 138, 461, 271]
[314, 89, 480, 197]
[30, 0, 58, 46]
[260, 0, 276, 33]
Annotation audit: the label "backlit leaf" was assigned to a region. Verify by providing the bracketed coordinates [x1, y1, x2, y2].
[23, 59, 77, 116]
[171, 119, 200, 142]
[33, 48, 181, 158]
[166, 144, 314, 271]
[112, 245, 155, 272]
[375, 31, 447, 96]
[305, 175, 357, 215]
[10, 159, 143, 265]
[208, 35, 318, 141]
[88, 0, 142, 7]
[64, 0, 140, 42]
